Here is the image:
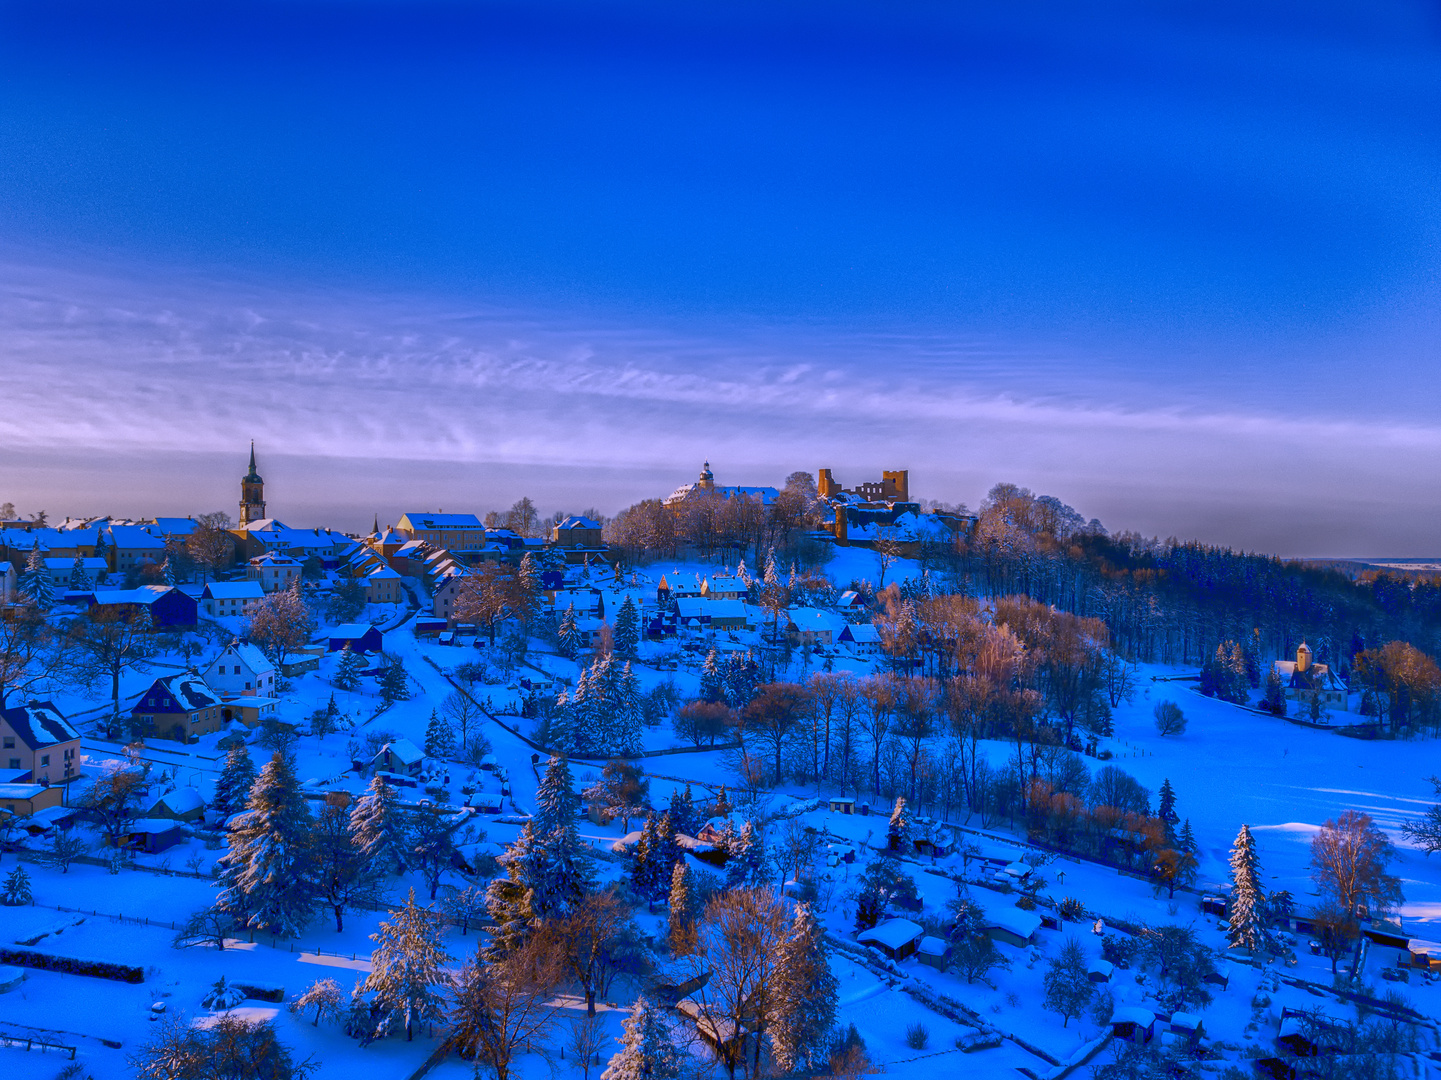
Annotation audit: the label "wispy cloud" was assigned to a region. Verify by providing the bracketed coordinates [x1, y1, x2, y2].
[1, 254, 1439, 552]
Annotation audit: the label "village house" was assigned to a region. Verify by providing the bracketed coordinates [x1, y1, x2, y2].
[200, 580, 265, 618]
[87, 585, 198, 629]
[360, 563, 405, 604]
[551, 515, 605, 562]
[43, 556, 108, 591]
[838, 622, 881, 654]
[784, 607, 844, 647]
[674, 597, 751, 633]
[131, 672, 225, 743]
[204, 640, 278, 699]
[0, 559, 14, 605]
[397, 512, 486, 551]
[247, 550, 302, 592]
[105, 524, 167, 573]
[432, 567, 471, 626]
[371, 738, 424, 777]
[0, 701, 81, 784]
[700, 575, 746, 601]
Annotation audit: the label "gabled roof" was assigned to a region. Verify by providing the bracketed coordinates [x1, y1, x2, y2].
[857, 918, 923, 950]
[91, 585, 181, 607]
[372, 738, 423, 765]
[152, 787, 206, 814]
[0, 701, 79, 749]
[400, 512, 484, 530]
[149, 673, 222, 711]
[201, 581, 265, 600]
[330, 623, 382, 639]
[106, 525, 165, 549]
[216, 641, 274, 674]
[556, 516, 601, 530]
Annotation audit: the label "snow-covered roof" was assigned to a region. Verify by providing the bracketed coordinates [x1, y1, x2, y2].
[857, 918, 924, 951]
[1169, 1012, 1202, 1031]
[556, 516, 601, 531]
[330, 623, 380, 638]
[845, 623, 881, 643]
[1113, 1006, 1155, 1027]
[0, 700, 79, 749]
[152, 787, 206, 814]
[91, 585, 181, 607]
[917, 935, 950, 957]
[202, 581, 265, 600]
[0, 783, 47, 800]
[373, 738, 423, 766]
[985, 906, 1042, 940]
[214, 642, 274, 675]
[126, 818, 186, 835]
[400, 512, 484, 530]
[150, 673, 223, 711]
[786, 607, 844, 632]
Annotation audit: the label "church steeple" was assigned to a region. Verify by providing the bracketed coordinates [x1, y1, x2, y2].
[239, 442, 266, 526]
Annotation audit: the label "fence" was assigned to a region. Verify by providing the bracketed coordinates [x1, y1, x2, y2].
[0, 1030, 77, 1060]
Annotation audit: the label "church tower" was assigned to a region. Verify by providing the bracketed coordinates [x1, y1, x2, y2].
[239, 442, 266, 526]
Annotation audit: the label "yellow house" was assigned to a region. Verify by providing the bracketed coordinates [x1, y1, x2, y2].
[0, 782, 63, 816]
[0, 701, 82, 784]
[131, 673, 225, 743]
[397, 512, 486, 551]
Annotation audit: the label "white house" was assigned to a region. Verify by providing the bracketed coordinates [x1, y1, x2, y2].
[839, 622, 881, 655]
[785, 607, 844, 647]
[204, 641, 278, 699]
[247, 551, 302, 593]
[200, 580, 266, 618]
[0, 560, 14, 605]
[43, 557, 108, 591]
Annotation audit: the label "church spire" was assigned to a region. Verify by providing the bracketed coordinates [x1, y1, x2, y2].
[239, 442, 266, 526]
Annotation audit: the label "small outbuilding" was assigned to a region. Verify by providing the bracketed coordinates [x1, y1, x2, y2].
[985, 906, 1043, 948]
[0, 782, 63, 817]
[1111, 1006, 1156, 1044]
[123, 818, 187, 854]
[1087, 958, 1114, 983]
[857, 918, 924, 962]
[916, 935, 953, 972]
[1407, 939, 1441, 970]
[327, 623, 385, 654]
[828, 796, 856, 814]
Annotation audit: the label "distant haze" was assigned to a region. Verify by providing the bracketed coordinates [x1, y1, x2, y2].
[2, 2, 1440, 556]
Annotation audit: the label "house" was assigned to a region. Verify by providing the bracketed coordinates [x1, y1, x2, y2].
[397, 512, 486, 551]
[0, 782, 63, 817]
[1406, 939, 1441, 970]
[328, 623, 384, 654]
[147, 787, 206, 823]
[1272, 642, 1350, 710]
[551, 516, 605, 561]
[0, 701, 81, 784]
[984, 906, 1042, 948]
[432, 569, 472, 626]
[916, 935, 952, 972]
[0, 559, 15, 605]
[247, 551, 302, 593]
[43, 557, 108, 591]
[700, 576, 745, 601]
[131, 672, 225, 743]
[218, 696, 279, 727]
[857, 918, 924, 962]
[371, 739, 424, 777]
[696, 813, 746, 845]
[674, 597, 750, 632]
[784, 608, 844, 647]
[838, 623, 881, 655]
[1111, 1006, 1156, 1044]
[200, 581, 265, 618]
[105, 524, 167, 573]
[361, 564, 405, 604]
[87, 585, 198, 629]
[204, 641, 278, 699]
[123, 818, 187, 854]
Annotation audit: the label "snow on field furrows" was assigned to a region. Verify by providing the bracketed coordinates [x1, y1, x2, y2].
[2, 544, 1438, 1080]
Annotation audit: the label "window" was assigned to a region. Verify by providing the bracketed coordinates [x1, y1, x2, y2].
[1, 737, 12, 749]
[7, 758, 18, 769]
[191, 715, 200, 724]
[245, 681, 252, 690]
[40, 754, 49, 766]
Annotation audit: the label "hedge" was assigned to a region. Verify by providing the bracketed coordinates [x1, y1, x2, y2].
[0, 946, 144, 984]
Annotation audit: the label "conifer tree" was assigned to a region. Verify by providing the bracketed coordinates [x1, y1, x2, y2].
[1157, 778, 1179, 844]
[549, 691, 577, 756]
[630, 814, 664, 899]
[769, 902, 838, 1074]
[1, 865, 33, 906]
[613, 596, 641, 661]
[666, 783, 699, 838]
[725, 821, 766, 889]
[68, 554, 87, 591]
[424, 710, 456, 759]
[93, 528, 108, 567]
[1262, 670, 1287, 716]
[526, 755, 595, 918]
[514, 552, 542, 625]
[379, 655, 410, 705]
[600, 998, 678, 1080]
[1179, 819, 1198, 855]
[614, 662, 644, 756]
[350, 775, 411, 875]
[699, 649, 724, 703]
[483, 821, 541, 960]
[763, 547, 780, 587]
[333, 644, 364, 692]
[161, 556, 177, 587]
[215, 751, 315, 937]
[887, 796, 913, 855]
[1228, 824, 1267, 954]
[360, 889, 452, 1042]
[557, 603, 580, 660]
[667, 860, 698, 956]
[212, 743, 258, 820]
[19, 546, 55, 609]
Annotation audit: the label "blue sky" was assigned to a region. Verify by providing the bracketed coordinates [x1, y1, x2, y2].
[1, 1, 1440, 553]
